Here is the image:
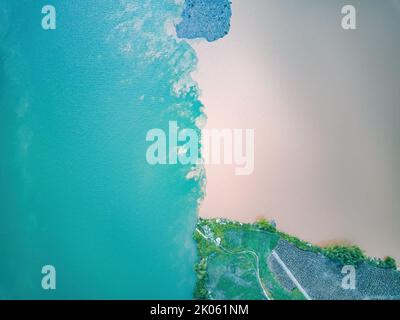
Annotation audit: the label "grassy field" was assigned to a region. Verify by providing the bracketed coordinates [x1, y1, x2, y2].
[194, 218, 306, 300]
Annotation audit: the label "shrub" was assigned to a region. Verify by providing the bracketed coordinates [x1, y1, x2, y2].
[256, 218, 277, 233]
[193, 258, 209, 299]
[323, 245, 366, 266]
[376, 256, 397, 270]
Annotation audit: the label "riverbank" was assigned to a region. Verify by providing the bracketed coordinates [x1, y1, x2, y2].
[194, 218, 399, 300]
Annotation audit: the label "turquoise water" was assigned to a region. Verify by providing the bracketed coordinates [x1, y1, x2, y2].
[0, 0, 204, 299]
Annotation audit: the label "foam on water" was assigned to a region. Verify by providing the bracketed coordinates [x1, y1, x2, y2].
[0, 0, 206, 299]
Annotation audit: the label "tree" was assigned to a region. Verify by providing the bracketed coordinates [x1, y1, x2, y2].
[379, 256, 397, 270]
[323, 245, 366, 266]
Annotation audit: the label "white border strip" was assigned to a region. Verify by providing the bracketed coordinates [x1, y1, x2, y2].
[271, 250, 312, 300]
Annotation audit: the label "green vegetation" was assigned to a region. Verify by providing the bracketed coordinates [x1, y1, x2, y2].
[193, 218, 306, 300]
[194, 257, 209, 299]
[256, 219, 321, 253]
[374, 256, 397, 269]
[193, 217, 397, 300]
[323, 245, 366, 266]
[193, 227, 221, 299]
[256, 218, 397, 269]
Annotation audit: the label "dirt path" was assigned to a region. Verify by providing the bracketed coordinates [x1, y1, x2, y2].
[195, 228, 271, 300]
